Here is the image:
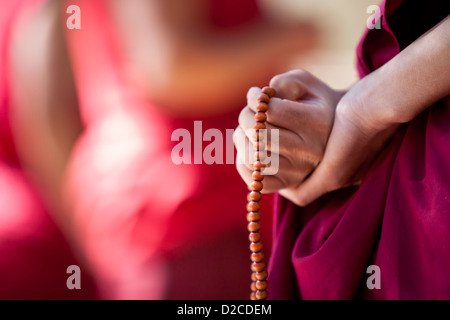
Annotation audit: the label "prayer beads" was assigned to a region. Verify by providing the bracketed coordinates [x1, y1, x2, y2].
[247, 86, 275, 300]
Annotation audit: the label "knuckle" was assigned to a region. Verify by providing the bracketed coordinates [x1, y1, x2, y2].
[269, 74, 285, 88]
[294, 198, 308, 207]
[289, 68, 312, 81]
[289, 192, 308, 207]
[246, 86, 260, 101]
[269, 72, 293, 90]
[290, 68, 308, 76]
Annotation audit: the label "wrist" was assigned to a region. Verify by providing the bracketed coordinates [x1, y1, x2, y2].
[341, 15, 450, 130]
[338, 68, 409, 133]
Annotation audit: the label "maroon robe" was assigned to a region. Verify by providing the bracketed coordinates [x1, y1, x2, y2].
[268, 0, 450, 299]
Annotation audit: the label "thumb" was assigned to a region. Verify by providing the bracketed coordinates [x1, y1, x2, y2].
[269, 69, 311, 101]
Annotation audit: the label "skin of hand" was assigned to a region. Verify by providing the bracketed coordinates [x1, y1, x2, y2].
[276, 15, 450, 207]
[234, 69, 345, 192]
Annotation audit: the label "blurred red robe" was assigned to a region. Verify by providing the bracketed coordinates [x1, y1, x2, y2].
[62, 0, 272, 299]
[0, 0, 96, 299]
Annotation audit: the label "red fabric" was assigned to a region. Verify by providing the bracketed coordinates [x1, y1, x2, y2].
[0, 0, 97, 299]
[0, 0, 22, 164]
[0, 164, 98, 299]
[269, 0, 450, 299]
[63, 0, 271, 299]
[209, 0, 261, 29]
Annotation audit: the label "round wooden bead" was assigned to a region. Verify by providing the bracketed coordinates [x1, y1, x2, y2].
[256, 290, 268, 300]
[254, 151, 266, 161]
[254, 112, 267, 122]
[257, 93, 270, 103]
[253, 141, 265, 151]
[248, 222, 261, 232]
[252, 171, 264, 181]
[246, 201, 261, 212]
[255, 270, 268, 280]
[246, 211, 261, 222]
[256, 102, 268, 112]
[247, 191, 262, 202]
[251, 262, 266, 272]
[261, 86, 276, 98]
[250, 181, 263, 191]
[253, 122, 266, 131]
[250, 242, 263, 252]
[251, 252, 264, 263]
[249, 232, 261, 242]
[256, 280, 268, 291]
[248, 85, 274, 301]
[253, 161, 266, 170]
[251, 130, 264, 141]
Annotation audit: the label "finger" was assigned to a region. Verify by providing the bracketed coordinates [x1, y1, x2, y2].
[236, 142, 313, 191]
[235, 156, 290, 193]
[245, 91, 326, 136]
[234, 126, 283, 173]
[239, 106, 322, 174]
[233, 125, 255, 170]
[239, 106, 281, 148]
[234, 129, 297, 183]
[246, 85, 310, 128]
[281, 133, 349, 207]
[269, 69, 312, 100]
[238, 106, 254, 132]
[235, 156, 253, 186]
[239, 105, 298, 144]
[260, 174, 289, 193]
[246, 86, 262, 110]
[235, 127, 278, 173]
[264, 98, 323, 133]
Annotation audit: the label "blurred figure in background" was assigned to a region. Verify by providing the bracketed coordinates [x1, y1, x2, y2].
[1, 0, 97, 299]
[3, 0, 317, 299]
[62, 0, 316, 299]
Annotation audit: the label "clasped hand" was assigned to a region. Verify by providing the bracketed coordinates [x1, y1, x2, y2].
[234, 69, 399, 206]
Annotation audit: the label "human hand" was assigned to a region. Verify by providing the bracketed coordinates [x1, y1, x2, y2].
[236, 15, 450, 206]
[234, 69, 344, 193]
[280, 86, 401, 206]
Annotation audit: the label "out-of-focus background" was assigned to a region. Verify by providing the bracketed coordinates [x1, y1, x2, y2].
[261, 0, 375, 89]
[1, 0, 378, 300]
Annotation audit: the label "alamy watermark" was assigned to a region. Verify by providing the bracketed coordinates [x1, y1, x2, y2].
[366, 265, 381, 290]
[367, 5, 382, 30]
[171, 121, 279, 175]
[66, 265, 81, 290]
[66, 5, 81, 30]
[65, 4, 382, 31]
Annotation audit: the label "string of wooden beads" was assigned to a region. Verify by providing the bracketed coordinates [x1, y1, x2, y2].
[247, 86, 276, 300]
